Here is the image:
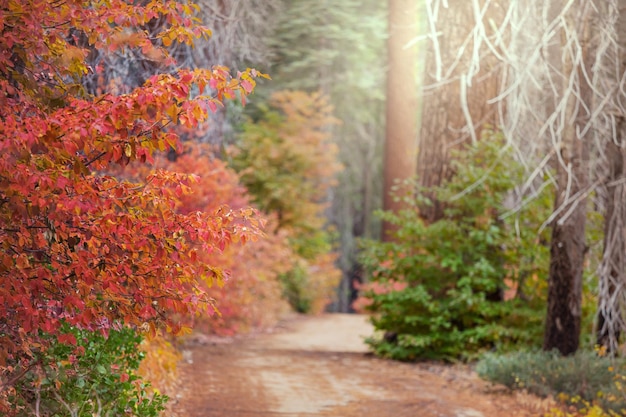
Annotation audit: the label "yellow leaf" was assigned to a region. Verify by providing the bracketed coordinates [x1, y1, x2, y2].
[124, 143, 132, 158]
[161, 32, 174, 47]
[165, 105, 178, 122]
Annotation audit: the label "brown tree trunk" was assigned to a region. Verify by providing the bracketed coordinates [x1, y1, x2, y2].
[544, 209, 586, 355]
[382, 0, 419, 240]
[544, 124, 589, 355]
[416, 0, 505, 222]
[543, 5, 594, 355]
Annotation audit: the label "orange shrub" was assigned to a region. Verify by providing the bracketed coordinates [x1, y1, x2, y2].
[156, 143, 291, 334]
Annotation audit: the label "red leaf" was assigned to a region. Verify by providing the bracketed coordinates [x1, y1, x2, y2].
[240, 80, 253, 94]
[58, 333, 77, 346]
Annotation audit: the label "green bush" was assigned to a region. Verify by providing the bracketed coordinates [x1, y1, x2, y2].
[279, 262, 312, 313]
[477, 350, 626, 414]
[10, 325, 167, 417]
[359, 135, 551, 361]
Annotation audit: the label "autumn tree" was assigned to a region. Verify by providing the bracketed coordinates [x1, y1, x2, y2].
[264, 0, 387, 310]
[232, 91, 343, 313]
[151, 143, 291, 333]
[82, 0, 279, 145]
[0, 0, 265, 410]
[179, 0, 281, 144]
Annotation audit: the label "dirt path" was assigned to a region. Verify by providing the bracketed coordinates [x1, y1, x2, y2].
[175, 314, 547, 417]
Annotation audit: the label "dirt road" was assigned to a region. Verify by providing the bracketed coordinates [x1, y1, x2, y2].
[175, 314, 547, 417]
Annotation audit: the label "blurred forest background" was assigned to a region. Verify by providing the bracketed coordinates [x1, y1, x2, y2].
[4, 0, 626, 416]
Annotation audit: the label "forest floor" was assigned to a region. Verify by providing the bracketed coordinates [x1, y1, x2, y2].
[174, 314, 554, 417]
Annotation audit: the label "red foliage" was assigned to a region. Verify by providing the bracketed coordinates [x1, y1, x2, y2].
[152, 144, 291, 334]
[0, 0, 267, 400]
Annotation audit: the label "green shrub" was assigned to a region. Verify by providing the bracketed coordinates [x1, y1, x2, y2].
[279, 262, 312, 313]
[10, 325, 167, 417]
[359, 135, 551, 361]
[476, 350, 626, 414]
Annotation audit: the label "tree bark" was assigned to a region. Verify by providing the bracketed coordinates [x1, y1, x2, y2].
[543, 4, 594, 355]
[383, 0, 419, 240]
[595, 0, 626, 356]
[416, 0, 505, 221]
[544, 209, 586, 355]
[544, 113, 589, 355]
[596, 131, 626, 353]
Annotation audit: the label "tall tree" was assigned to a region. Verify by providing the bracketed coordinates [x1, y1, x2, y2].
[596, 125, 626, 354]
[383, 0, 419, 239]
[595, 0, 626, 355]
[414, 0, 617, 354]
[540, 2, 595, 355]
[491, 0, 599, 354]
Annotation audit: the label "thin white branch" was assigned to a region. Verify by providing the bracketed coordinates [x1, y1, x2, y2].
[460, 74, 478, 145]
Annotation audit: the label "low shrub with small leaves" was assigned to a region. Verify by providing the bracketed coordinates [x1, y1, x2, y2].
[9, 326, 167, 417]
[476, 350, 626, 415]
[546, 401, 623, 417]
[359, 136, 550, 361]
[279, 262, 312, 313]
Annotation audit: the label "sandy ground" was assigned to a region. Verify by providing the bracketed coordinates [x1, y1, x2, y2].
[174, 314, 550, 417]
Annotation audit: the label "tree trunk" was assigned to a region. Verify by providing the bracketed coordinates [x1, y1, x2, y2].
[416, 0, 505, 221]
[383, 0, 419, 240]
[596, 131, 626, 353]
[544, 210, 586, 355]
[543, 4, 594, 355]
[596, 0, 626, 351]
[544, 123, 589, 355]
